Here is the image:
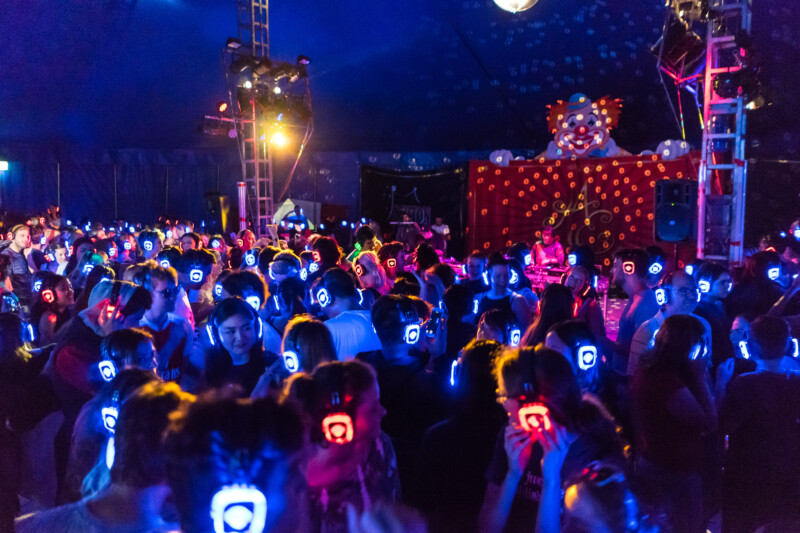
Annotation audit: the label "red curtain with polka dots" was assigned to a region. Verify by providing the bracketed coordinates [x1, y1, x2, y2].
[466, 152, 700, 270]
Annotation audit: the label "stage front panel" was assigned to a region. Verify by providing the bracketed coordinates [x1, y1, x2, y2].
[467, 153, 699, 269]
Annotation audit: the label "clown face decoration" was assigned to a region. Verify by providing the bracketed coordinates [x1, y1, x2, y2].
[543, 93, 628, 159]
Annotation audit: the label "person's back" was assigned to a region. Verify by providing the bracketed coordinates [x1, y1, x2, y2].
[325, 309, 382, 360]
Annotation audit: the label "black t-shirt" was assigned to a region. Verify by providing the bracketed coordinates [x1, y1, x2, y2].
[205, 349, 273, 396]
[485, 412, 624, 533]
[695, 299, 734, 369]
[722, 371, 800, 483]
[463, 278, 490, 298]
[476, 294, 513, 322]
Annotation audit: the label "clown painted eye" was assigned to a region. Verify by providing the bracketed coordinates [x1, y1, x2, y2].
[568, 119, 577, 128]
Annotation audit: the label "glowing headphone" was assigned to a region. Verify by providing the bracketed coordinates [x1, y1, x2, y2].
[33, 279, 42, 292]
[166, 230, 173, 238]
[282, 350, 300, 373]
[690, 339, 708, 361]
[739, 340, 751, 359]
[159, 259, 171, 268]
[83, 263, 94, 275]
[354, 264, 365, 277]
[685, 264, 695, 276]
[386, 258, 397, 269]
[322, 376, 355, 445]
[482, 271, 490, 286]
[214, 282, 223, 300]
[767, 265, 781, 281]
[577, 345, 598, 371]
[210, 484, 267, 533]
[41, 289, 55, 304]
[205, 299, 264, 347]
[123, 241, 132, 251]
[312, 251, 321, 263]
[509, 269, 519, 285]
[40, 236, 47, 246]
[508, 327, 521, 347]
[237, 238, 244, 248]
[102, 391, 120, 469]
[210, 238, 221, 249]
[793, 338, 799, 358]
[450, 357, 460, 387]
[621, 261, 636, 275]
[473, 297, 479, 315]
[245, 295, 261, 310]
[245, 251, 257, 267]
[524, 253, 532, 266]
[189, 267, 204, 283]
[698, 279, 711, 293]
[516, 353, 554, 433]
[397, 300, 421, 345]
[300, 268, 308, 281]
[22, 320, 37, 344]
[648, 262, 663, 275]
[98, 360, 117, 382]
[308, 262, 319, 274]
[143, 240, 153, 252]
[567, 253, 577, 266]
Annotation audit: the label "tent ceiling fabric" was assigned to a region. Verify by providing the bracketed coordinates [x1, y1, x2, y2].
[1, 0, 798, 156]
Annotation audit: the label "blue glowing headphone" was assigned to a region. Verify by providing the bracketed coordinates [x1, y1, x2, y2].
[654, 272, 676, 306]
[397, 299, 421, 345]
[767, 264, 781, 281]
[205, 298, 264, 347]
[508, 326, 521, 347]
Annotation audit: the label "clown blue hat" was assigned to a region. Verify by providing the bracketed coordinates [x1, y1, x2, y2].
[567, 93, 590, 111]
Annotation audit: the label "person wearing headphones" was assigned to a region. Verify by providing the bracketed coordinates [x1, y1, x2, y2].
[283, 360, 398, 533]
[564, 264, 606, 342]
[694, 262, 734, 369]
[203, 297, 279, 396]
[628, 270, 713, 377]
[317, 268, 381, 360]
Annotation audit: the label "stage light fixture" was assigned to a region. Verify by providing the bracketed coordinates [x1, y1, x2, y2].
[273, 87, 282, 94]
[225, 37, 243, 50]
[270, 131, 288, 147]
[493, 0, 539, 13]
[217, 101, 228, 113]
[243, 80, 252, 89]
[651, 19, 705, 81]
[0, 161, 7, 171]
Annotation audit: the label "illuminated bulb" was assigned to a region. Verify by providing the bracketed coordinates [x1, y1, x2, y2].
[273, 86, 282, 94]
[243, 80, 252, 89]
[270, 131, 288, 147]
[492, 0, 539, 12]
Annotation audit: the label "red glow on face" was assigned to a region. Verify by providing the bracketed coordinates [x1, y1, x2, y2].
[518, 403, 552, 433]
[322, 413, 354, 444]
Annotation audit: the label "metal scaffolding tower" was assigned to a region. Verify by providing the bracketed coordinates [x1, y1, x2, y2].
[236, 0, 274, 235]
[697, 0, 752, 265]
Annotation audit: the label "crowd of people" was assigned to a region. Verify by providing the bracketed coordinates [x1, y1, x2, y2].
[2, 211, 800, 533]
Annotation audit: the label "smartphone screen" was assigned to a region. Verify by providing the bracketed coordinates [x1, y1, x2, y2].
[425, 308, 444, 338]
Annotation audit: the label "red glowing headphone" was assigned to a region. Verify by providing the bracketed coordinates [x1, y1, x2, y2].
[321, 371, 354, 445]
[41, 289, 55, 304]
[516, 353, 553, 434]
[106, 281, 124, 320]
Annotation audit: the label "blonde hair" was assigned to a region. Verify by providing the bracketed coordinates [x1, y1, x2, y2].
[356, 251, 388, 292]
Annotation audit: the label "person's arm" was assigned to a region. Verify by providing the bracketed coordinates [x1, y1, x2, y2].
[478, 426, 533, 533]
[554, 244, 565, 266]
[586, 300, 607, 341]
[626, 324, 650, 377]
[38, 312, 58, 345]
[511, 294, 532, 331]
[768, 275, 800, 317]
[666, 384, 717, 432]
[536, 423, 576, 533]
[3, 275, 12, 291]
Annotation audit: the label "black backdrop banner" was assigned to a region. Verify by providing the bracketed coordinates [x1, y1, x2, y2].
[360, 164, 468, 259]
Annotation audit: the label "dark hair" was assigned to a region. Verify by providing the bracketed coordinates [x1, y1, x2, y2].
[355, 224, 376, 246]
[283, 360, 377, 444]
[144, 264, 178, 290]
[0, 312, 32, 380]
[479, 309, 515, 343]
[156, 246, 182, 269]
[547, 320, 600, 391]
[74, 265, 116, 314]
[282, 315, 336, 372]
[443, 284, 473, 318]
[256, 246, 281, 275]
[566, 245, 596, 272]
[138, 229, 164, 249]
[454, 339, 504, 416]
[428, 263, 456, 289]
[522, 283, 574, 347]
[312, 236, 341, 266]
[319, 267, 358, 302]
[487, 252, 510, 271]
[415, 243, 440, 271]
[277, 277, 308, 316]
[467, 252, 487, 263]
[649, 314, 705, 378]
[377, 241, 403, 264]
[696, 261, 728, 285]
[113, 381, 192, 488]
[371, 294, 421, 345]
[750, 316, 790, 360]
[101, 327, 156, 370]
[176, 248, 217, 274]
[30, 272, 66, 315]
[221, 271, 268, 309]
[390, 273, 420, 296]
[164, 395, 305, 532]
[613, 249, 650, 280]
[506, 242, 531, 266]
[743, 250, 782, 284]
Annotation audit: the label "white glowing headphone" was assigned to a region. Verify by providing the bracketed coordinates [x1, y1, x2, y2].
[450, 358, 460, 387]
[143, 240, 153, 252]
[567, 253, 577, 266]
[399, 304, 421, 345]
[509, 269, 519, 285]
[767, 265, 781, 281]
[698, 279, 711, 293]
[189, 267, 204, 283]
[210, 484, 267, 533]
[159, 259, 171, 268]
[205, 302, 264, 347]
[282, 350, 300, 373]
[508, 327, 521, 347]
[648, 262, 663, 275]
[577, 345, 597, 371]
[245, 251, 257, 267]
[98, 360, 117, 382]
[316, 286, 332, 308]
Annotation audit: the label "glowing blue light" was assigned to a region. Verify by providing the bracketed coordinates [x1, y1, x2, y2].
[567, 253, 577, 266]
[509, 270, 519, 285]
[403, 324, 420, 345]
[698, 280, 710, 293]
[159, 259, 170, 268]
[648, 263, 663, 275]
[524, 253, 532, 266]
[245, 254, 256, 266]
[317, 288, 331, 307]
[793, 338, 799, 358]
[33, 280, 42, 292]
[655, 288, 667, 306]
[450, 359, 458, 387]
[794, 227, 800, 240]
[101, 406, 118, 434]
[214, 283, 223, 298]
[189, 268, 203, 283]
[105, 437, 115, 469]
[308, 262, 319, 273]
[341, 220, 347, 227]
[482, 271, 489, 286]
[83, 264, 93, 274]
[210, 484, 267, 533]
[283, 351, 300, 373]
[245, 296, 261, 310]
[509, 328, 521, 347]
[739, 340, 750, 359]
[473, 298, 479, 315]
[685, 264, 694, 276]
[143, 241, 153, 251]
[577, 346, 597, 370]
[98, 360, 117, 382]
[767, 266, 781, 281]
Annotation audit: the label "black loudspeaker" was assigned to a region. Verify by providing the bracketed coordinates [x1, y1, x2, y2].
[205, 194, 230, 235]
[654, 179, 697, 242]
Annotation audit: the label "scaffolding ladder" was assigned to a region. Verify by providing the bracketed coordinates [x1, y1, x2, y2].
[236, 0, 274, 235]
[696, 0, 752, 265]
